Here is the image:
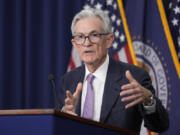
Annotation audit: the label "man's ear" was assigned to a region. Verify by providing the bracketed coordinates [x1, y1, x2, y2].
[71, 39, 76, 46]
[106, 33, 114, 48]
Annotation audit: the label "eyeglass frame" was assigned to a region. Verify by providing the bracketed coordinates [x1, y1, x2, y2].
[72, 31, 109, 45]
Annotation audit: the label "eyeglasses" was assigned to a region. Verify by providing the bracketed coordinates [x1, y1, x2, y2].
[73, 32, 109, 45]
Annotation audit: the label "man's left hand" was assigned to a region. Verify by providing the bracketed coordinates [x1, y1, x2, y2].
[120, 70, 152, 109]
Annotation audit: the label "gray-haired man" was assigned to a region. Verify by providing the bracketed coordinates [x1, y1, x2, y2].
[60, 8, 169, 133]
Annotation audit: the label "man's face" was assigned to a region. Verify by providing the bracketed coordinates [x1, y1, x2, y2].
[72, 17, 114, 67]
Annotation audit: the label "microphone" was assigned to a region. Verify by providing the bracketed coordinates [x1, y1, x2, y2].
[48, 74, 60, 110]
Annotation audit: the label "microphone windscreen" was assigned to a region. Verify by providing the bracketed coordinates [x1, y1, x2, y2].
[48, 74, 54, 81]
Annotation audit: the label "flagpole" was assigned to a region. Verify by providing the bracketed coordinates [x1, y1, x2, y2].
[117, 0, 138, 66]
[157, 0, 180, 79]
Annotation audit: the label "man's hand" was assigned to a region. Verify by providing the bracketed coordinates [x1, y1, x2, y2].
[120, 70, 152, 109]
[62, 82, 83, 115]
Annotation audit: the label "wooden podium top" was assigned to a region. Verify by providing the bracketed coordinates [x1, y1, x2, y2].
[0, 109, 54, 115]
[0, 109, 138, 135]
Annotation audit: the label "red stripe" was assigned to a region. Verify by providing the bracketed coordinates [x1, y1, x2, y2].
[70, 56, 76, 70]
[113, 53, 120, 60]
[146, 129, 152, 135]
[124, 44, 134, 64]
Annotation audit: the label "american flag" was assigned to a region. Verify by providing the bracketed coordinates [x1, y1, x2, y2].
[168, 0, 180, 61]
[68, 0, 133, 71]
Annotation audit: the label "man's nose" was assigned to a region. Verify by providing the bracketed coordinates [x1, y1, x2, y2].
[83, 36, 91, 46]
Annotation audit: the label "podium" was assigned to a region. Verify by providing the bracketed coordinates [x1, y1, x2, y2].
[0, 109, 138, 135]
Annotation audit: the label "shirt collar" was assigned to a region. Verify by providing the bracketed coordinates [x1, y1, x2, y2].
[85, 54, 109, 82]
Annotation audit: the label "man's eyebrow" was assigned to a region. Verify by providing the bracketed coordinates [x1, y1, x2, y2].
[74, 30, 100, 35]
[89, 30, 99, 33]
[74, 32, 84, 35]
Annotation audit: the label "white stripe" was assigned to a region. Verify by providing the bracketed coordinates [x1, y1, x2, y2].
[117, 47, 128, 63]
[67, 47, 82, 72]
[72, 47, 82, 67]
[140, 121, 150, 135]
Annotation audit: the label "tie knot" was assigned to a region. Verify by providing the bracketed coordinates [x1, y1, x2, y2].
[87, 74, 94, 83]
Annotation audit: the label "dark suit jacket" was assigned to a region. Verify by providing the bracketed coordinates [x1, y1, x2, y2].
[59, 57, 169, 133]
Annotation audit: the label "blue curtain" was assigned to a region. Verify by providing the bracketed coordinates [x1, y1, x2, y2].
[0, 0, 83, 109]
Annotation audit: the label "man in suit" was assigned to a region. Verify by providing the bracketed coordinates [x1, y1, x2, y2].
[60, 8, 169, 133]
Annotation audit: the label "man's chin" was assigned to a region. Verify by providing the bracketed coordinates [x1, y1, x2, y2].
[84, 61, 95, 65]
[83, 58, 96, 65]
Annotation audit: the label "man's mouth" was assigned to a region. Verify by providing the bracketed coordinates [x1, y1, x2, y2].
[84, 50, 94, 54]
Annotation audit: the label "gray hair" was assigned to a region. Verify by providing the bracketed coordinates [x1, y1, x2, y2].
[71, 8, 112, 36]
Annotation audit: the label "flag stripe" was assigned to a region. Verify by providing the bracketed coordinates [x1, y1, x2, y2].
[146, 129, 153, 135]
[124, 44, 133, 64]
[69, 56, 76, 70]
[157, 0, 180, 78]
[113, 53, 120, 61]
[117, 0, 138, 66]
[67, 47, 82, 71]
[117, 47, 128, 62]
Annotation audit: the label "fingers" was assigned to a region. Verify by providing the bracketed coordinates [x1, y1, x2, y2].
[121, 93, 143, 102]
[121, 83, 139, 92]
[66, 90, 73, 99]
[73, 82, 83, 98]
[63, 91, 76, 114]
[125, 97, 143, 109]
[72, 82, 83, 107]
[62, 105, 77, 116]
[62, 82, 83, 115]
[120, 88, 143, 109]
[65, 82, 83, 106]
[65, 95, 72, 105]
[65, 111, 78, 116]
[120, 70, 144, 109]
[125, 70, 135, 83]
[120, 70, 138, 96]
[63, 104, 74, 110]
[120, 81, 141, 95]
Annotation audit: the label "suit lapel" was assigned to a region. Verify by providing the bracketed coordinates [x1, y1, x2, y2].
[100, 58, 123, 122]
[75, 65, 85, 116]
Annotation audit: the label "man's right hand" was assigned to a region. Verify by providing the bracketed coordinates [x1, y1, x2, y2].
[61, 82, 83, 115]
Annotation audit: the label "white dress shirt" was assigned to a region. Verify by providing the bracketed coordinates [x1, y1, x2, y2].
[81, 55, 109, 121]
